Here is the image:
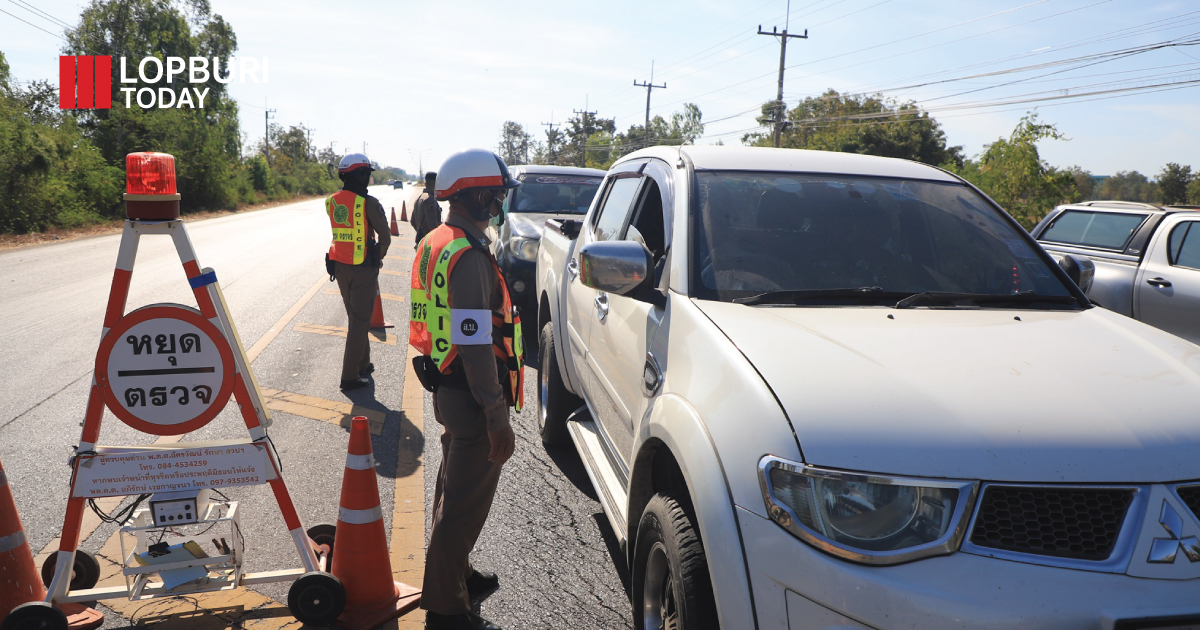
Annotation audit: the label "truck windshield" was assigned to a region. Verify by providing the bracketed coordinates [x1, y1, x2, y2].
[510, 175, 602, 214]
[691, 171, 1075, 305]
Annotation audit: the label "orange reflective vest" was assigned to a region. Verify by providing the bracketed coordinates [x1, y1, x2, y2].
[409, 224, 524, 410]
[326, 190, 367, 265]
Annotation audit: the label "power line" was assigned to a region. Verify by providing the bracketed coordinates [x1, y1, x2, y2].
[0, 6, 66, 40]
[11, 0, 71, 29]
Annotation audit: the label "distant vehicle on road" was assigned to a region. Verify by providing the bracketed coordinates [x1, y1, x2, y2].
[536, 146, 1200, 630]
[392, 180, 404, 189]
[1032, 200, 1200, 344]
[493, 164, 604, 327]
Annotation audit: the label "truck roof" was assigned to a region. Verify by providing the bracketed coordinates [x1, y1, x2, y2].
[1054, 200, 1200, 215]
[509, 164, 606, 177]
[616, 145, 961, 183]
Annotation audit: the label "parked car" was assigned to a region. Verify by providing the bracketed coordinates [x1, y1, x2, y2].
[1031, 200, 1200, 344]
[493, 164, 604, 328]
[535, 146, 1200, 629]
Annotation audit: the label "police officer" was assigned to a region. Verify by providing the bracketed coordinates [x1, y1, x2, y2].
[410, 171, 442, 247]
[409, 149, 523, 630]
[328, 154, 391, 390]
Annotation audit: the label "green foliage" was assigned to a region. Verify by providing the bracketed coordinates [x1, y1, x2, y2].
[0, 53, 123, 232]
[746, 90, 964, 168]
[1098, 171, 1158, 203]
[1188, 177, 1200, 205]
[948, 113, 1079, 229]
[1156, 163, 1192, 205]
[499, 121, 534, 166]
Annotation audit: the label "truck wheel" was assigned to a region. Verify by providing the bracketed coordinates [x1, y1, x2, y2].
[633, 493, 719, 630]
[539, 320, 581, 448]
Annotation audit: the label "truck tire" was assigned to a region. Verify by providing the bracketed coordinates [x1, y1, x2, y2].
[633, 493, 719, 630]
[539, 320, 581, 448]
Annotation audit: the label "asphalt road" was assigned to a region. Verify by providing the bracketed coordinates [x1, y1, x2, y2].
[0, 186, 631, 629]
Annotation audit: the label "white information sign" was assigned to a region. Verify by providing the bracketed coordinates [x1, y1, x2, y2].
[73, 440, 275, 498]
[96, 304, 235, 435]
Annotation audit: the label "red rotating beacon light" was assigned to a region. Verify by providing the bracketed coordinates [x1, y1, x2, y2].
[124, 152, 181, 220]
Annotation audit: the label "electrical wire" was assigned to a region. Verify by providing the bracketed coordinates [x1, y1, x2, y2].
[87, 494, 150, 526]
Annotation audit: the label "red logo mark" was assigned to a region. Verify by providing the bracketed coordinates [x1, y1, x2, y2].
[59, 55, 112, 109]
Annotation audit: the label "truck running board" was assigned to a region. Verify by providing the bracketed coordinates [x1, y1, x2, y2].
[566, 407, 629, 548]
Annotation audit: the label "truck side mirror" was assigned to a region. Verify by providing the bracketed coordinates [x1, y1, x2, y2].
[1056, 254, 1095, 293]
[578, 241, 652, 295]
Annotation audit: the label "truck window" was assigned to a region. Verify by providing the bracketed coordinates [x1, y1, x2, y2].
[691, 171, 1074, 304]
[593, 177, 641, 242]
[1040, 210, 1146, 251]
[1169, 221, 1200, 270]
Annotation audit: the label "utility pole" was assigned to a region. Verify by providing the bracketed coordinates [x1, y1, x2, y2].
[758, 2, 807, 148]
[542, 114, 561, 163]
[572, 100, 597, 167]
[633, 62, 665, 150]
[264, 108, 276, 163]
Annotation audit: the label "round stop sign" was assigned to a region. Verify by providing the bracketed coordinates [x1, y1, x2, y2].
[96, 304, 236, 435]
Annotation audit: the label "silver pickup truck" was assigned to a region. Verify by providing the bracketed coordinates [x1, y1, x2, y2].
[1031, 200, 1200, 344]
[533, 146, 1200, 630]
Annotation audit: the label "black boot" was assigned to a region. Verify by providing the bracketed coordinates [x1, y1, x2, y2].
[425, 610, 501, 630]
[466, 569, 499, 601]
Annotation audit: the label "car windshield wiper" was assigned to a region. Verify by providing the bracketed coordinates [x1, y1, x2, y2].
[733, 286, 909, 306]
[894, 290, 1078, 309]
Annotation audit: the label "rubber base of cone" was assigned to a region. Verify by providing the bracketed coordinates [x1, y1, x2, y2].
[334, 581, 420, 630]
[62, 603, 104, 630]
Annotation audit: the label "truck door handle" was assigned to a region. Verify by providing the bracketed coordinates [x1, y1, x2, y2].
[594, 293, 609, 322]
[567, 258, 579, 281]
[1147, 277, 1172, 288]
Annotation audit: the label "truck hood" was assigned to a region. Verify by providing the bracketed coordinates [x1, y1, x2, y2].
[506, 212, 582, 239]
[694, 301, 1200, 483]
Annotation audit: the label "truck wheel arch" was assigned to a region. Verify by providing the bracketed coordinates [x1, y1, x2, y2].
[628, 394, 758, 629]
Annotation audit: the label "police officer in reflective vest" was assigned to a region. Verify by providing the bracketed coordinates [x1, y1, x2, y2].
[328, 153, 391, 390]
[409, 148, 523, 630]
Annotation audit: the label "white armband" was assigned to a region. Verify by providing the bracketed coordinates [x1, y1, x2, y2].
[451, 309, 492, 345]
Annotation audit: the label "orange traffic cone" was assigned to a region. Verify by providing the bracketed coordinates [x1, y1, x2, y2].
[1, 457, 103, 629]
[330, 417, 420, 629]
[369, 283, 392, 330]
[399, 200, 408, 222]
[389, 208, 400, 237]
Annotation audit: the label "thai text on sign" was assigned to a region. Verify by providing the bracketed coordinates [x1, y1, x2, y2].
[72, 440, 275, 498]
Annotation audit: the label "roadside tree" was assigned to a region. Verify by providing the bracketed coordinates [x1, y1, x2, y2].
[746, 89, 964, 168]
[948, 113, 1078, 229]
[1157, 163, 1192, 205]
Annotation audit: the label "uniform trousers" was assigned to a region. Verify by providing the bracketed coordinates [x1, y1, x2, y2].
[421, 375, 504, 614]
[334, 261, 378, 382]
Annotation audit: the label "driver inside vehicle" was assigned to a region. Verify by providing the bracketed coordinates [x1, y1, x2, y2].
[517, 184, 560, 211]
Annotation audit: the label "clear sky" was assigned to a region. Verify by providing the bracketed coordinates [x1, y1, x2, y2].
[3, 0, 1198, 178]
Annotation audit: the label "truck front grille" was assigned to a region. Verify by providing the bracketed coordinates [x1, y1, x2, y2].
[969, 485, 1135, 561]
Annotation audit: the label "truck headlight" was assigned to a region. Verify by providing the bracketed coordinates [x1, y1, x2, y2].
[759, 456, 977, 565]
[509, 237, 539, 262]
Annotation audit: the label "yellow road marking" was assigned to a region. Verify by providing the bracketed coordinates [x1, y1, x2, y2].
[386, 255, 413, 262]
[259, 389, 386, 435]
[247, 277, 327, 363]
[292, 322, 397, 345]
[380, 269, 403, 277]
[391, 353, 427, 629]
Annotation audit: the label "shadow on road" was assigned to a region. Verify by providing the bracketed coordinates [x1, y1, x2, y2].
[545, 442, 598, 502]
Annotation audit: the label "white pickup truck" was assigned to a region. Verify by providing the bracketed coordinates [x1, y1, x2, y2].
[535, 146, 1200, 630]
[1031, 200, 1200, 345]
